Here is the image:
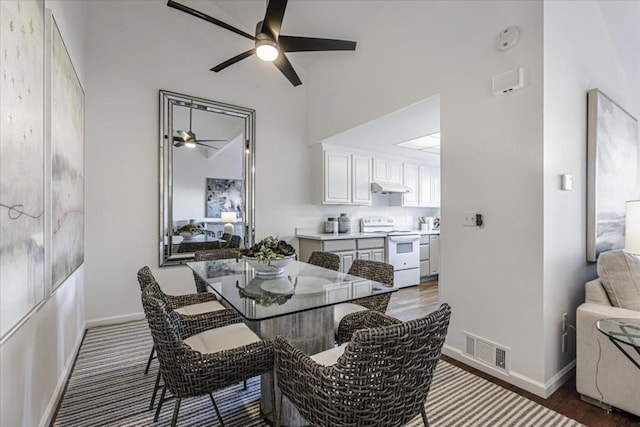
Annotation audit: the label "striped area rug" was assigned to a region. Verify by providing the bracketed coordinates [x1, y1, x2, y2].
[53, 321, 583, 427]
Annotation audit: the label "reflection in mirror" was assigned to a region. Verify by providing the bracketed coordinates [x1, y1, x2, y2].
[159, 90, 255, 266]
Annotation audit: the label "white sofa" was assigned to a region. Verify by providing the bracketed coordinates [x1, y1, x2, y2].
[576, 278, 640, 417]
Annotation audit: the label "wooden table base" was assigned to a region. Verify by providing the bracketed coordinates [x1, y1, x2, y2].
[248, 306, 335, 427]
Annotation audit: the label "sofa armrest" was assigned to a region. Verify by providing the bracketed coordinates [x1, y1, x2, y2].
[576, 302, 640, 417]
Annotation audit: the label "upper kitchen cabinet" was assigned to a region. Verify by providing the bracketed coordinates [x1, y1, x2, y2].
[419, 165, 441, 207]
[372, 158, 403, 184]
[392, 163, 440, 208]
[402, 163, 420, 206]
[313, 145, 372, 205]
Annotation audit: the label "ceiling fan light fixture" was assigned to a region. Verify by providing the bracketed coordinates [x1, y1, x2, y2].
[184, 140, 197, 148]
[256, 38, 279, 62]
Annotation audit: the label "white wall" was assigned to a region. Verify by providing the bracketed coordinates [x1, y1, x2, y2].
[305, 0, 548, 392]
[0, 2, 87, 426]
[83, 0, 307, 320]
[542, 0, 640, 381]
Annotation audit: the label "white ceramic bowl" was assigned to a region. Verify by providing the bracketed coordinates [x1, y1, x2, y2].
[245, 255, 295, 278]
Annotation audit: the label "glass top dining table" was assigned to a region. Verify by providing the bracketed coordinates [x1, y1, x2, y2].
[187, 258, 398, 321]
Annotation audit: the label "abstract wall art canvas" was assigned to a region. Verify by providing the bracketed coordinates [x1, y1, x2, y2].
[0, 0, 45, 338]
[206, 178, 243, 218]
[50, 14, 84, 289]
[587, 89, 639, 262]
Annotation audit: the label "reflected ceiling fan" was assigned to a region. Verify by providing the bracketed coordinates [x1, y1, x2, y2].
[167, 0, 357, 87]
[169, 104, 226, 149]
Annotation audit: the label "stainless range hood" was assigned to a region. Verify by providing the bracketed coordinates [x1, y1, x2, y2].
[371, 181, 412, 193]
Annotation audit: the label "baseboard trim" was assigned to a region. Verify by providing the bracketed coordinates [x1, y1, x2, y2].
[85, 312, 145, 329]
[38, 324, 86, 427]
[442, 344, 575, 398]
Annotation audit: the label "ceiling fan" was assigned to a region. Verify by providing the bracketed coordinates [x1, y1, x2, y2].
[169, 104, 226, 149]
[167, 0, 357, 87]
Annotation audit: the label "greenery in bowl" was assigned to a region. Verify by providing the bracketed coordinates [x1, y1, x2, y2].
[238, 236, 296, 264]
[174, 223, 205, 235]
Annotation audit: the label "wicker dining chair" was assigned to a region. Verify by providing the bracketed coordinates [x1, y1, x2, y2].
[137, 266, 228, 409]
[220, 232, 232, 247]
[192, 249, 242, 293]
[274, 304, 451, 427]
[227, 235, 242, 248]
[334, 259, 395, 343]
[307, 251, 340, 271]
[141, 293, 275, 427]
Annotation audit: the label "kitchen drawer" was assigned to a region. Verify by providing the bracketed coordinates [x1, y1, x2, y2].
[420, 244, 430, 261]
[357, 237, 385, 250]
[420, 260, 430, 277]
[323, 239, 356, 252]
[420, 235, 430, 245]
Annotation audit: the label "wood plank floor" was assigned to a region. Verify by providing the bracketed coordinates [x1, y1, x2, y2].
[387, 282, 640, 427]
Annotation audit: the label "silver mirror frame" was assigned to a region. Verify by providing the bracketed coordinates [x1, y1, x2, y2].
[159, 90, 255, 266]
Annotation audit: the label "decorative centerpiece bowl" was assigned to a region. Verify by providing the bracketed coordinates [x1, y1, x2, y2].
[238, 236, 296, 278]
[175, 223, 205, 241]
[245, 255, 295, 278]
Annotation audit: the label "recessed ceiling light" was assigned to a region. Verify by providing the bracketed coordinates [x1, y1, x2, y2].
[394, 132, 441, 151]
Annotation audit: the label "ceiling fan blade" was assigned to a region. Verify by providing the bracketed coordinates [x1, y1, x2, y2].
[262, 0, 288, 41]
[273, 53, 302, 87]
[278, 35, 357, 52]
[167, 0, 255, 41]
[195, 142, 220, 150]
[196, 139, 226, 143]
[211, 49, 256, 72]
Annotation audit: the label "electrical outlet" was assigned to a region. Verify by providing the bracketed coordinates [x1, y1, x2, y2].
[463, 212, 477, 227]
[561, 332, 569, 353]
[562, 313, 568, 332]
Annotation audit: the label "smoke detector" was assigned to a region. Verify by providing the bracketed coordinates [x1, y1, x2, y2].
[496, 26, 520, 51]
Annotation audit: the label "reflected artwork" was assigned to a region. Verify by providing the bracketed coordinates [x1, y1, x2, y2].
[206, 178, 243, 218]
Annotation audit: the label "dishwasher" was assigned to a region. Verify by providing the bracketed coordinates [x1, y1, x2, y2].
[420, 235, 430, 278]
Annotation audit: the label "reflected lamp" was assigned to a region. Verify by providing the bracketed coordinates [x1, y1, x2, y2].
[626, 200, 640, 255]
[221, 212, 237, 235]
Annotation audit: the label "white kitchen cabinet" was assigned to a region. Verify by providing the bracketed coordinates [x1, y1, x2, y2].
[352, 155, 372, 205]
[340, 251, 356, 273]
[418, 166, 441, 207]
[429, 235, 440, 275]
[373, 158, 403, 184]
[388, 161, 403, 184]
[323, 149, 352, 204]
[402, 163, 419, 206]
[298, 236, 385, 273]
[317, 146, 371, 205]
[372, 248, 385, 262]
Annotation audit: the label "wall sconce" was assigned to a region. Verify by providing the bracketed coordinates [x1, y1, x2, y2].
[626, 200, 640, 255]
[221, 212, 237, 235]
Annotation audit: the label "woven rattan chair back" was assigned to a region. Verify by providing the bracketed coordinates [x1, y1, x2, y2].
[276, 304, 452, 427]
[192, 249, 241, 292]
[137, 266, 166, 300]
[308, 251, 340, 271]
[347, 259, 394, 311]
[221, 232, 232, 247]
[228, 235, 242, 248]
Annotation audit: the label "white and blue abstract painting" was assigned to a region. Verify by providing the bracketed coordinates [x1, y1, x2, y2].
[587, 89, 639, 261]
[0, 0, 45, 337]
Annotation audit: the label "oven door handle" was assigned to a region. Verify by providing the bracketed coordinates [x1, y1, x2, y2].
[388, 236, 420, 243]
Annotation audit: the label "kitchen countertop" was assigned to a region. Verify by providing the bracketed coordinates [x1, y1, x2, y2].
[296, 230, 440, 241]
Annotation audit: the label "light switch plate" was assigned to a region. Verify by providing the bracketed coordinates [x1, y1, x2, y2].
[561, 174, 573, 191]
[463, 212, 477, 227]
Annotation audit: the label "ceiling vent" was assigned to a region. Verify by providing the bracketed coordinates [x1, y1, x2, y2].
[464, 332, 509, 371]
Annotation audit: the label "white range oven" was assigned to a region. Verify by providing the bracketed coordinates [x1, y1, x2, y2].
[361, 217, 421, 288]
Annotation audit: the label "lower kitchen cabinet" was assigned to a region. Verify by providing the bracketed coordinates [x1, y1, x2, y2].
[429, 235, 440, 275]
[298, 236, 386, 273]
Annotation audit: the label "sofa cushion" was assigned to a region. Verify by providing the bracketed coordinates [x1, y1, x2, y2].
[597, 250, 640, 310]
[585, 279, 612, 306]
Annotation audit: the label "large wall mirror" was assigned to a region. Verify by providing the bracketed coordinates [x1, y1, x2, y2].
[159, 90, 255, 266]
